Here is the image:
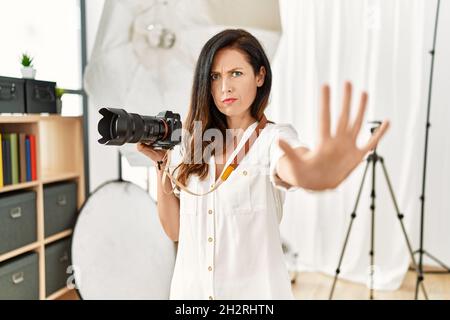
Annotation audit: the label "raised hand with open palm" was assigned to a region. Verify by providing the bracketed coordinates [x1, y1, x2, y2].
[276, 81, 390, 191]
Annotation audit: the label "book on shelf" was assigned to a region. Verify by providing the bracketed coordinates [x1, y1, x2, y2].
[29, 134, 37, 181]
[19, 133, 27, 183]
[9, 133, 19, 184]
[1, 132, 37, 187]
[25, 136, 31, 182]
[2, 136, 11, 185]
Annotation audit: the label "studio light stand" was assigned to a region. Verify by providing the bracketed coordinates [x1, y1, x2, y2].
[413, 0, 450, 300]
[329, 122, 428, 300]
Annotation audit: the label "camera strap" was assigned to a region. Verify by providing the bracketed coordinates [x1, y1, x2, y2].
[161, 114, 269, 197]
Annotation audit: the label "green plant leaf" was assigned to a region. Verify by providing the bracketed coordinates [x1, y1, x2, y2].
[20, 53, 34, 67]
[55, 87, 65, 98]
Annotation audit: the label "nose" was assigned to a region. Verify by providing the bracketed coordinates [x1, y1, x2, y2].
[221, 77, 232, 93]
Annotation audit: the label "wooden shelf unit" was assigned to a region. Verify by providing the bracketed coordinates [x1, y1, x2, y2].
[0, 114, 85, 300]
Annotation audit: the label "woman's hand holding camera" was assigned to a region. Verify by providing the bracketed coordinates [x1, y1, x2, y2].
[136, 142, 168, 170]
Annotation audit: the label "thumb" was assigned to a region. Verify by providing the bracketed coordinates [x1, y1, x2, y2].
[278, 139, 297, 159]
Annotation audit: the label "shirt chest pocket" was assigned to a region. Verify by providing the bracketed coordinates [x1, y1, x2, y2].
[220, 166, 261, 215]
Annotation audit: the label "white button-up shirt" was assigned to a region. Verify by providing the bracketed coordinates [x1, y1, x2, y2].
[168, 122, 307, 300]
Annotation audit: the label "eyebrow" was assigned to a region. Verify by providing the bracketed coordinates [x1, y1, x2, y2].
[210, 67, 244, 74]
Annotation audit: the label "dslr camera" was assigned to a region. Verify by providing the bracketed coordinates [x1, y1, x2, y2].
[97, 107, 182, 149]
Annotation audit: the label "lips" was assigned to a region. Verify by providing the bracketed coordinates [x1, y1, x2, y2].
[222, 98, 237, 104]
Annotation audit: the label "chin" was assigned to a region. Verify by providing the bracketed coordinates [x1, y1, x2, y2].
[219, 109, 236, 117]
[218, 106, 246, 118]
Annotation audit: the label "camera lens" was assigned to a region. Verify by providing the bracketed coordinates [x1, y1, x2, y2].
[97, 107, 181, 149]
[111, 115, 118, 138]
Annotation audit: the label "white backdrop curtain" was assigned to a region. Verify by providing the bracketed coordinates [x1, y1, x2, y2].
[269, 0, 450, 292]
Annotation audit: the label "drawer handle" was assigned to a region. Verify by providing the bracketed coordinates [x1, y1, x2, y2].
[12, 272, 24, 284]
[33, 85, 55, 102]
[10, 207, 22, 219]
[0, 83, 16, 101]
[59, 252, 69, 263]
[57, 195, 67, 206]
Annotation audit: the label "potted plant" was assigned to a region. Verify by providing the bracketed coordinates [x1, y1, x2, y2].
[20, 53, 36, 79]
[55, 87, 65, 114]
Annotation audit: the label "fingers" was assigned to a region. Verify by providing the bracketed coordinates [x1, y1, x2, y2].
[278, 139, 298, 159]
[137, 142, 157, 158]
[336, 81, 352, 136]
[320, 84, 331, 141]
[361, 120, 390, 153]
[137, 142, 150, 153]
[351, 91, 368, 140]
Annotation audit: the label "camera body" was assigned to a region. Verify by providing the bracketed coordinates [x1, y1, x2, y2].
[150, 110, 182, 149]
[97, 107, 182, 149]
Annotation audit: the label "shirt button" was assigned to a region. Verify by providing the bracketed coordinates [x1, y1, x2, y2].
[209, 296, 214, 300]
[210, 184, 214, 189]
[208, 237, 213, 243]
[208, 266, 213, 271]
[242, 170, 248, 176]
[208, 209, 213, 215]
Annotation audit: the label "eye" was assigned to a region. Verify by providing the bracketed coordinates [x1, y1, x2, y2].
[210, 73, 219, 81]
[231, 71, 242, 77]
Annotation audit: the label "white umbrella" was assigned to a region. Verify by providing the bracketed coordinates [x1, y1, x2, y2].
[85, 0, 281, 115]
[84, 0, 282, 165]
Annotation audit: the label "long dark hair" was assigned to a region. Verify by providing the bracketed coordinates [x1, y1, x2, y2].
[175, 29, 272, 185]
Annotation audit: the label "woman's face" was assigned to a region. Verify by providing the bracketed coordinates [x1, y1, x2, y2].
[210, 48, 265, 119]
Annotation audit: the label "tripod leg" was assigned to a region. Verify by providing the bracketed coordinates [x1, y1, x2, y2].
[422, 251, 450, 273]
[411, 249, 449, 274]
[415, 274, 421, 299]
[329, 158, 371, 299]
[379, 157, 428, 300]
[369, 153, 377, 300]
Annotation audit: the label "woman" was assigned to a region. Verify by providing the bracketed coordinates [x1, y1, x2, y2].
[137, 29, 389, 300]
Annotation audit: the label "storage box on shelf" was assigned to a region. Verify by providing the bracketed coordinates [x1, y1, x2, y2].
[0, 114, 85, 300]
[0, 252, 39, 300]
[0, 76, 56, 114]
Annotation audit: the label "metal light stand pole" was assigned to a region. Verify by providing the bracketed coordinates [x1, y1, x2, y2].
[413, 0, 450, 300]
